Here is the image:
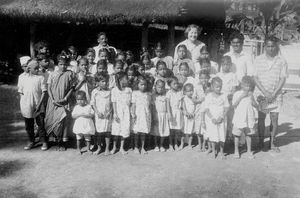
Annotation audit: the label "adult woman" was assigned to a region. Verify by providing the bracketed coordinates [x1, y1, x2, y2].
[174, 24, 206, 63]
[254, 36, 288, 152]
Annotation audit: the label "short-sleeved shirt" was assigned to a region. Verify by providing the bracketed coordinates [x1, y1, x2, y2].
[224, 50, 253, 81]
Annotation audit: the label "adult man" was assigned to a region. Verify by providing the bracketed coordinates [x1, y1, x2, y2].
[254, 37, 288, 152]
[93, 32, 117, 63]
[224, 32, 254, 81]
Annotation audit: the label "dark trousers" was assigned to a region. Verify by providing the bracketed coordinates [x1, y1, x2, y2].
[24, 114, 46, 143]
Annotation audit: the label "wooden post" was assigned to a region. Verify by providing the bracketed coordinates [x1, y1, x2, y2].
[30, 23, 37, 57]
[167, 23, 175, 56]
[141, 22, 149, 49]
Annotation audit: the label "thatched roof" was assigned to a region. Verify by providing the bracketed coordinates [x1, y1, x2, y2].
[0, 0, 225, 24]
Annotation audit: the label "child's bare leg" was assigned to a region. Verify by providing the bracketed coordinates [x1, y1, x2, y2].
[140, 133, 147, 154]
[197, 134, 202, 151]
[270, 112, 280, 152]
[134, 133, 139, 154]
[86, 140, 92, 154]
[104, 133, 111, 155]
[120, 137, 127, 155]
[211, 141, 216, 158]
[258, 111, 266, 149]
[187, 134, 192, 149]
[220, 142, 225, 159]
[169, 131, 174, 151]
[111, 136, 117, 154]
[179, 136, 184, 150]
[93, 133, 101, 155]
[160, 137, 166, 152]
[154, 136, 159, 151]
[234, 136, 240, 158]
[77, 139, 81, 154]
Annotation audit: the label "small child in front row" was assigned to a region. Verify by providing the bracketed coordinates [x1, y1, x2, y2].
[111, 72, 132, 155]
[201, 77, 229, 159]
[91, 72, 112, 155]
[182, 83, 196, 149]
[232, 76, 258, 159]
[167, 77, 184, 151]
[152, 80, 171, 152]
[72, 91, 96, 154]
[193, 70, 211, 151]
[131, 76, 152, 154]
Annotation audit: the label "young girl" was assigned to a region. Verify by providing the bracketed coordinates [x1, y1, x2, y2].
[166, 77, 184, 151]
[232, 76, 257, 159]
[198, 46, 219, 73]
[75, 57, 94, 103]
[111, 72, 132, 155]
[141, 53, 156, 77]
[151, 42, 173, 71]
[18, 59, 47, 150]
[86, 48, 97, 76]
[182, 83, 196, 150]
[173, 45, 195, 76]
[216, 56, 239, 140]
[193, 70, 211, 151]
[154, 60, 171, 90]
[72, 91, 95, 154]
[152, 80, 171, 152]
[45, 55, 76, 151]
[176, 62, 196, 86]
[125, 64, 139, 90]
[131, 76, 152, 154]
[201, 77, 229, 159]
[195, 58, 217, 78]
[109, 59, 124, 89]
[126, 50, 134, 66]
[67, 46, 79, 73]
[91, 72, 112, 155]
[98, 48, 114, 75]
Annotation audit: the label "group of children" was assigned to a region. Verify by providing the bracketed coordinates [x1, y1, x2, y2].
[18, 32, 259, 159]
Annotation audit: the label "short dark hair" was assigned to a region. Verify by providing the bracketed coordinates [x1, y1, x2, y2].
[76, 90, 87, 100]
[94, 71, 109, 82]
[86, 48, 95, 55]
[183, 83, 194, 92]
[115, 71, 128, 90]
[241, 76, 255, 91]
[211, 76, 222, 85]
[156, 60, 167, 70]
[97, 59, 107, 69]
[221, 55, 232, 65]
[229, 32, 245, 43]
[97, 32, 107, 38]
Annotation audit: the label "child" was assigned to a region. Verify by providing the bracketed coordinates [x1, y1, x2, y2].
[18, 56, 31, 93]
[67, 46, 79, 73]
[109, 59, 124, 89]
[72, 91, 95, 154]
[86, 48, 97, 76]
[154, 60, 172, 90]
[18, 59, 47, 150]
[111, 72, 132, 155]
[216, 56, 239, 140]
[176, 62, 196, 86]
[98, 48, 114, 75]
[232, 76, 258, 159]
[152, 80, 171, 152]
[91, 72, 112, 155]
[194, 58, 217, 78]
[166, 77, 184, 151]
[126, 50, 134, 66]
[93, 32, 117, 63]
[131, 76, 152, 154]
[95, 59, 108, 74]
[142, 53, 156, 77]
[75, 57, 94, 103]
[45, 55, 76, 151]
[173, 45, 195, 76]
[151, 42, 173, 71]
[198, 46, 219, 72]
[125, 64, 139, 90]
[182, 83, 196, 149]
[116, 51, 128, 70]
[201, 77, 229, 159]
[193, 70, 211, 151]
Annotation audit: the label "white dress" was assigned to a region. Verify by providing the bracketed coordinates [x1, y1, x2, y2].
[72, 104, 96, 135]
[18, 74, 47, 118]
[216, 72, 239, 96]
[232, 91, 257, 129]
[91, 89, 112, 133]
[132, 91, 152, 134]
[111, 87, 132, 138]
[183, 96, 196, 134]
[202, 93, 229, 142]
[166, 90, 184, 130]
[152, 94, 170, 137]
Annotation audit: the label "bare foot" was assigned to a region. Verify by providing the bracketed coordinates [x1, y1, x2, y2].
[187, 145, 193, 150]
[220, 153, 226, 160]
[175, 145, 179, 151]
[120, 149, 128, 155]
[169, 145, 175, 152]
[134, 148, 140, 154]
[141, 149, 148, 155]
[78, 150, 82, 155]
[110, 147, 116, 155]
[87, 149, 93, 155]
[206, 149, 212, 155]
[178, 144, 183, 151]
[233, 152, 240, 159]
[160, 148, 166, 152]
[93, 148, 101, 155]
[154, 147, 160, 152]
[104, 149, 110, 156]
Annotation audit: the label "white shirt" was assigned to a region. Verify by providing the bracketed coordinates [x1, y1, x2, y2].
[224, 50, 254, 82]
[93, 44, 117, 63]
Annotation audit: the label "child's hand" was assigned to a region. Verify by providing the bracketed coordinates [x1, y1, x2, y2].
[131, 113, 137, 123]
[216, 117, 223, 124]
[104, 111, 111, 119]
[187, 113, 194, 119]
[114, 115, 120, 123]
[212, 118, 218, 125]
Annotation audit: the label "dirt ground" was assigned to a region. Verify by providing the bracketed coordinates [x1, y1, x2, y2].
[0, 85, 300, 198]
